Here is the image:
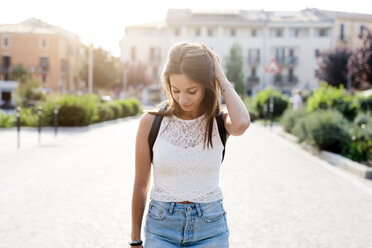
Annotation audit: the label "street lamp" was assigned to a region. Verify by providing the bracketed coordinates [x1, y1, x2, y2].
[347, 54, 355, 94]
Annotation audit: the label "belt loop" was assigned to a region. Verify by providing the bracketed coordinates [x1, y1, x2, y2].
[168, 202, 175, 215]
[195, 203, 202, 218]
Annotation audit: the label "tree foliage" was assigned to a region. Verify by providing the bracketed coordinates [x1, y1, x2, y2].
[79, 46, 121, 90]
[316, 47, 352, 88]
[350, 27, 372, 89]
[225, 43, 245, 96]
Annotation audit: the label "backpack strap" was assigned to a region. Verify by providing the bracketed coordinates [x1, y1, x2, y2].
[149, 114, 164, 164]
[216, 113, 227, 163]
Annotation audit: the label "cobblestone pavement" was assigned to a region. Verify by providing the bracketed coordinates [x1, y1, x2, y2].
[0, 118, 372, 248]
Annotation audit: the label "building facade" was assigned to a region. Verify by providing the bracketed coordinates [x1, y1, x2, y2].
[0, 18, 84, 107]
[120, 8, 372, 97]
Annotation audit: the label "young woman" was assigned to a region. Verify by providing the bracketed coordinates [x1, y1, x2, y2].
[130, 42, 250, 247]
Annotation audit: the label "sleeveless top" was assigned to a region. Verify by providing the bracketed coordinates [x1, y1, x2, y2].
[149, 114, 224, 203]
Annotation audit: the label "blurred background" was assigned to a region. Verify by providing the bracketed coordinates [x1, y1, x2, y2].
[1, 1, 372, 247]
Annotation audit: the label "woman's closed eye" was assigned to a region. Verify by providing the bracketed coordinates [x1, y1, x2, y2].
[172, 91, 197, 95]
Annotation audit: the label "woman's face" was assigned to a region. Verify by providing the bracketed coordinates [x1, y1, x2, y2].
[169, 74, 206, 114]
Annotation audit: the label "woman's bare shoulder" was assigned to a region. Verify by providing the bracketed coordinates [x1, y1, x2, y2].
[138, 112, 156, 132]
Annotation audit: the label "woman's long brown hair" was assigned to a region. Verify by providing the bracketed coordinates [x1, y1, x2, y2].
[146, 41, 222, 150]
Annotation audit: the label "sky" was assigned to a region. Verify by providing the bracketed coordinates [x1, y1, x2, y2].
[1, 0, 372, 57]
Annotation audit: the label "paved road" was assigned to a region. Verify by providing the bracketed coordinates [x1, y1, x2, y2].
[0, 117, 372, 248]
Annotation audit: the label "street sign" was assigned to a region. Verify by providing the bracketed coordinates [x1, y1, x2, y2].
[265, 58, 281, 74]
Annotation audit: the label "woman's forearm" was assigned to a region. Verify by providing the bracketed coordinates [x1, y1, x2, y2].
[218, 75, 250, 130]
[131, 185, 149, 240]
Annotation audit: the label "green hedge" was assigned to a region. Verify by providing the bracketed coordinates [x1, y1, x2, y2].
[307, 83, 359, 121]
[1, 94, 143, 127]
[0, 110, 14, 127]
[243, 97, 258, 122]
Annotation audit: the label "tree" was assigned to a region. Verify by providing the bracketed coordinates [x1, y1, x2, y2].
[316, 47, 352, 88]
[225, 43, 245, 97]
[10, 63, 31, 83]
[350, 27, 372, 89]
[79, 46, 120, 91]
[123, 61, 154, 90]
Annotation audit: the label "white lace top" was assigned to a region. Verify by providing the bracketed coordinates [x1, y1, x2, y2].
[150, 113, 224, 203]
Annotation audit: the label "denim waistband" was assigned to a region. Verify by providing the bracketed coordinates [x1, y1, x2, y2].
[149, 199, 223, 218]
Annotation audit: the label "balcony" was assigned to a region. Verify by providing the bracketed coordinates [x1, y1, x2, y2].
[275, 56, 298, 66]
[247, 76, 260, 86]
[273, 74, 298, 87]
[247, 57, 260, 65]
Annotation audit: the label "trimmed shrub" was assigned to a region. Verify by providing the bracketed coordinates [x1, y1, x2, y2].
[116, 100, 132, 117]
[357, 96, 372, 113]
[253, 86, 290, 119]
[280, 107, 308, 133]
[108, 102, 122, 119]
[306, 110, 350, 153]
[124, 98, 142, 116]
[343, 122, 372, 162]
[98, 103, 114, 121]
[307, 83, 359, 121]
[53, 94, 99, 126]
[292, 116, 309, 142]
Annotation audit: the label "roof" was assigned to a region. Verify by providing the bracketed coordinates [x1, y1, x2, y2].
[0, 18, 80, 41]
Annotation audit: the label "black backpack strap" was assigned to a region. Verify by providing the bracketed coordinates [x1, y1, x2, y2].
[216, 113, 227, 163]
[149, 114, 164, 164]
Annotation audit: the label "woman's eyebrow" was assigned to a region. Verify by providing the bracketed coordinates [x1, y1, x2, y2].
[171, 85, 199, 90]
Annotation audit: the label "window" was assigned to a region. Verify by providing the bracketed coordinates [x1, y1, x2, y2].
[40, 57, 49, 71]
[251, 29, 257, 37]
[207, 28, 213, 36]
[359, 25, 364, 38]
[230, 29, 236, 37]
[41, 73, 47, 84]
[248, 48, 260, 64]
[195, 28, 201, 36]
[131, 47, 136, 61]
[174, 28, 180, 36]
[289, 28, 299, 38]
[40, 37, 48, 49]
[340, 24, 345, 41]
[315, 49, 320, 57]
[251, 67, 257, 77]
[1, 56, 11, 69]
[276, 29, 283, 37]
[1, 36, 10, 48]
[275, 48, 285, 62]
[316, 28, 328, 37]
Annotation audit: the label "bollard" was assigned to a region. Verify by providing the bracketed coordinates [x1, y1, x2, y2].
[269, 93, 274, 128]
[54, 104, 59, 137]
[263, 103, 268, 127]
[16, 106, 21, 148]
[37, 105, 42, 144]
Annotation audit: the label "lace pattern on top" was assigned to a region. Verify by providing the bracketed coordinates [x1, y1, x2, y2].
[150, 114, 224, 203]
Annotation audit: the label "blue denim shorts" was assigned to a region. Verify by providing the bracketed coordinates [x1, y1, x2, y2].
[144, 199, 229, 247]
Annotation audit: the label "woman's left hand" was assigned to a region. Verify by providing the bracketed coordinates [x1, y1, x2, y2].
[202, 44, 226, 83]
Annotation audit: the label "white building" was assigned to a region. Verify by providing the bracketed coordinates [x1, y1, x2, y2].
[120, 8, 372, 97]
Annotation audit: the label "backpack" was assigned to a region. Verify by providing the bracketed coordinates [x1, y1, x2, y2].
[148, 111, 227, 164]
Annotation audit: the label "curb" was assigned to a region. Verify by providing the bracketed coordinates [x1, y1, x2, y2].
[257, 122, 372, 180]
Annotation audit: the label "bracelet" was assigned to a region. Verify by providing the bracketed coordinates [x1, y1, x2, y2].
[221, 83, 234, 93]
[129, 239, 143, 246]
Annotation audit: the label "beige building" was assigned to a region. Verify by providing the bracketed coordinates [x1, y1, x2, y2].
[317, 9, 372, 49]
[0, 18, 84, 106]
